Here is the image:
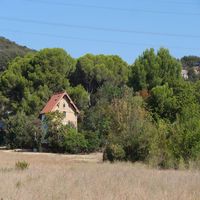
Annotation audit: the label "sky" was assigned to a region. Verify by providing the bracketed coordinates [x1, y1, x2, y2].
[0, 0, 200, 63]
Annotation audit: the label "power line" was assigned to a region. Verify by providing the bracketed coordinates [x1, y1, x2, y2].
[150, 0, 198, 6]
[138, 0, 198, 6]
[20, 0, 200, 16]
[0, 16, 200, 39]
[1, 28, 200, 51]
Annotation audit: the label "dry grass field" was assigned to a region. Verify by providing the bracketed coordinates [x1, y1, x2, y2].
[0, 151, 200, 200]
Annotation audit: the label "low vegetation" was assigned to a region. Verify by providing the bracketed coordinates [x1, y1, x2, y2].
[15, 160, 29, 170]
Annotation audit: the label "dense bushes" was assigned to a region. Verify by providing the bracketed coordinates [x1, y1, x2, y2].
[82, 130, 100, 152]
[63, 127, 87, 153]
[4, 112, 42, 149]
[46, 127, 100, 154]
[103, 144, 125, 162]
[102, 92, 200, 168]
[102, 91, 155, 163]
[41, 112, 100, 153]
[2, 111, 100, 154]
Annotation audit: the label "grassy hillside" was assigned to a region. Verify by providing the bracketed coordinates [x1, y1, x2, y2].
[0, 36, 34, 72]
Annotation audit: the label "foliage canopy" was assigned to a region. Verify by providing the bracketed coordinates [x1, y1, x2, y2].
[0, 39, 200, 168]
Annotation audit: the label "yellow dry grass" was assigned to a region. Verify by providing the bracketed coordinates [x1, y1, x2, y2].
[0, 151, 200, 200]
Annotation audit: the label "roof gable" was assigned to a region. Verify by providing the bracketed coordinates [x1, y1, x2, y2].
[40, 92, 80, 114]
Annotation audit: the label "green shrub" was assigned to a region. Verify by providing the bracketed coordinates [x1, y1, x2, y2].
[103, 144, 125, 162]
[44, 112, 79, 153]
[15, 161, 29, 170]
[82, 131, 100, 152]
[63, 128, 87, 154]
[4, 112, 42, 149]
[148, 120, 176, 169]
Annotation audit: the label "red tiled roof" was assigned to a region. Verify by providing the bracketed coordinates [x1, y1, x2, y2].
[40, 91, 80, 114]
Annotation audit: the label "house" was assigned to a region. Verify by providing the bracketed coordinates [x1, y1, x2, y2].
[40, 91, 80, 128]
[181, 69, 188, 80]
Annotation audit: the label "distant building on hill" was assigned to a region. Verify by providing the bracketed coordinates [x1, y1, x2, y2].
[181, 69, 188, 80]
[40, 92, 79, 128]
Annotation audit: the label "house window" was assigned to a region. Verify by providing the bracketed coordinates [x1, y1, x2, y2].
[63, 103, 66, 108]
[63, 111, 67, 117]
